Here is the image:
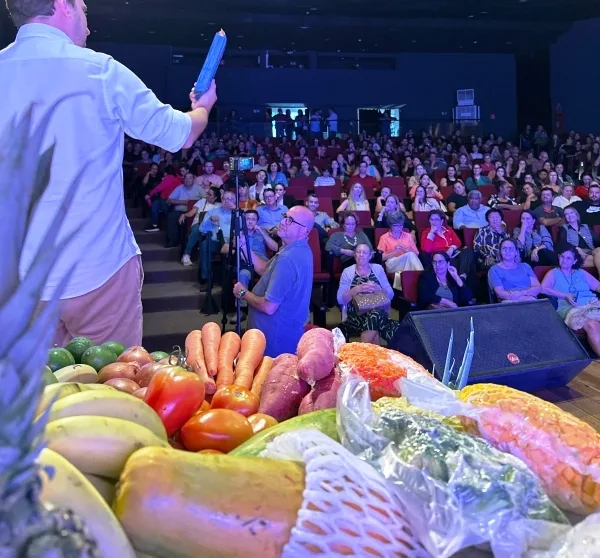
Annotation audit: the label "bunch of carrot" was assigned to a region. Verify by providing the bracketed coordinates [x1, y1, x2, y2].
[184, 323, 273, 398]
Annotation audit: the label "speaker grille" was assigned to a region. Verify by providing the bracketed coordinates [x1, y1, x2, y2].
[403, 301, 588, 379]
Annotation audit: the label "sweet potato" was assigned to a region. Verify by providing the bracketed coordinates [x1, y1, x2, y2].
[296, 328, 335, 385]
[298, 369, 341, 415]
[258, 354, 310, 421]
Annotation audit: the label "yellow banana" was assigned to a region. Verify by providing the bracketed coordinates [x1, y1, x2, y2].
[36, 382, 112, 419]
[83, 473, 116, 505]
[45, 416, 168, 480]
[46, 389, 167, 441]
[38, 448, 135, 558]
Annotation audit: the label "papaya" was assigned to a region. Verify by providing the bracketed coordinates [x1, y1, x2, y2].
[113, 447, 305, 558]
[231, 408, 338, 457]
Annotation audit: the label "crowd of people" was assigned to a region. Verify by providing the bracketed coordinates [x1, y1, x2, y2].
[126, 124, 600, 354]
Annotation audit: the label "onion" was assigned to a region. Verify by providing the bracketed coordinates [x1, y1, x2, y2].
[98, 362, 139, 383]
[135, 362, 164, 388]
[132, 387, 147, 399]
[104, 378, 140, 394]
[117, 346, 153, 367]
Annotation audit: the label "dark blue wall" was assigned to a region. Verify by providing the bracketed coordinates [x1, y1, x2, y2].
[91, 43, 517, 136]
[551, 19, 600, 133]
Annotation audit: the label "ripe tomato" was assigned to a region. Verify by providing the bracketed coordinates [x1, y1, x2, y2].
[247, 413, 278, 434]
[180, 409, 254, 453]
[210, 385, 259, 417]
[144, 366, 205, 437]
[193, 400, 212, 417]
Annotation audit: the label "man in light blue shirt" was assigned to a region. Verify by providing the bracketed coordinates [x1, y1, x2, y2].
[453, 190, 490, 230]
[165, 173, 203, 247]
[198, 192, 237, 288]
[257, 188, 287, 234]
[0, 0, 217, 348]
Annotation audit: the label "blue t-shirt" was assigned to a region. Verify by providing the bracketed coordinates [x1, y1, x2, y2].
[488, 263, 535, 292]
[247, 239, 313, 357]
[257, 205, 287, 230]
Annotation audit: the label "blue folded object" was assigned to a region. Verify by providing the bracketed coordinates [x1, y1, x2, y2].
[194, 29, 226, 98]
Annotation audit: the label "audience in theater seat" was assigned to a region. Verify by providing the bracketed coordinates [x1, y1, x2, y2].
[488, 238, 541, 302]
[453, 190, 489, 229]
[541, 246, 600, 356]
[557, 206, 600, 272]
[238, 183, 259, 210]
[413, 185, 446, 213]
[180, 187, 222, 267]
[377, 211, 423, 289]
[512, 210, 558, 266]
[337, 183, 370, 213]
[257, 188, 287, 234]
[440, 165, 459, 189]
[375, 195, 408, 228]
[533, 188, 565, 227]
[474, 208, 509, 270]
[266, 162, 288, 187]
[251, 155, 269, 172]
[568, 183, 600, 226]
[274, 183, 296, 209]
[337, 243, 398, 345]
[164, 173, 202, 247]
[420, 210, 475, 280]
[144, 166, 183, 232]
[487, 180, 518, 210]
[408, 164, 427, 196]
[465, 163, 491, 191]
[314, 167, 336, 187]
[418, 251, 473, 309]
[348, 160, 379, 190]
[326, 211, 372, 268]
[552, 184, 581, 209]
[249, 170, 268, 203]
[420, 174, 444, 201]
[446, 180, 468, 215]
[194, 161, 223, 190]
[519, 182, 541, 211]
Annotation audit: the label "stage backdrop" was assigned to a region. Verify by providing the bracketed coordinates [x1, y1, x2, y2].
[91, 43, 517, 137]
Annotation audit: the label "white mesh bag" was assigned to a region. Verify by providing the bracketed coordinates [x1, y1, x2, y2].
[260, 429, 430, 558]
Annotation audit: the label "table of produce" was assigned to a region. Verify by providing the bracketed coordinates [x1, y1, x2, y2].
[36, 323, 600, 558]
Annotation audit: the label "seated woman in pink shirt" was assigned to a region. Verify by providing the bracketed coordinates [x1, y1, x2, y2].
[377, 211, 423, 289]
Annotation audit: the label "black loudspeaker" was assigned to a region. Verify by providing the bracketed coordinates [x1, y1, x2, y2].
[389, 300, 591, 392]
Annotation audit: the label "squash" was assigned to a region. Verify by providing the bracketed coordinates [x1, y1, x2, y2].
[113, 447, 305, 558]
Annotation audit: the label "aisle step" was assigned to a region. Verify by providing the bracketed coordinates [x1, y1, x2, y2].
[143, 261, 197, 283]
[142, 281, 222, 313]
[126, 206, 143, 219]
[138, 243, 181, 263]
[134, 230, 167, 244]
[129, 217, 147, 232]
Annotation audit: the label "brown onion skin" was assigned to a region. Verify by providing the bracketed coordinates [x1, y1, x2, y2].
[117, 346, 153, 367]
[104, 378, 141, 394]
[135, 362, 164, 388]
[97, 362, 139, 383]
[132, 387, 148, 399]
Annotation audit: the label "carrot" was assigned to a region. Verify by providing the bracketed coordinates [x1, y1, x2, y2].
[251, 356, 274, 398]
[216, 331, 241, 388]
[234, 329, 267, 389]
[201, 322, 221, 377]
[185, 330, 215, 392]
[185, 330, 208, 376]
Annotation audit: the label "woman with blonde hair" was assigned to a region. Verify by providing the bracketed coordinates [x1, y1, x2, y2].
[337, 183, 370, 213]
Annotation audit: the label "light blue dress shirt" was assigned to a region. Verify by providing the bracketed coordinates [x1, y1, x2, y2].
[0, 24, 192, 299]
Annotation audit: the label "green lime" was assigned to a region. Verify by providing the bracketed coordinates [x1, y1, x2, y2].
[150, 351, 169, 362]
[81, 346, 118, 372]
[101, 341, 126, 358]
[47, 347, 75, 373]
[65, 337, 94, 364]
[42, 365, 58, 387]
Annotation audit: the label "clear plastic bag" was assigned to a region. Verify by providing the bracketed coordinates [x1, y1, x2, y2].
[260, 429, 431, 558]
[337, 375, 570, 558]
[399, 377, 600, 515]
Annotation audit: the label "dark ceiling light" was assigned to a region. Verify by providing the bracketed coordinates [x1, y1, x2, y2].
[480, 11, 488, 14]
[473, 40, 478, 44]
[468, 14, 474, 18]
[300, 25, 309, 29]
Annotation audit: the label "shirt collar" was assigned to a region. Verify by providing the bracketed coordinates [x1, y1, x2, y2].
[16, 23, 74, 45]
[279, 238, 308, 254]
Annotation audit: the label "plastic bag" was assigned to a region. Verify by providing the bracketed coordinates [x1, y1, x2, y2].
[337, 375, 570, 558]
[400, 377, 600, 515]
[526, 512, 600, 557]
[260, 428, 431, 558]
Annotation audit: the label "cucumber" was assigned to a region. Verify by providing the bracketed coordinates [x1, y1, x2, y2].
[231, 409, 338, 457]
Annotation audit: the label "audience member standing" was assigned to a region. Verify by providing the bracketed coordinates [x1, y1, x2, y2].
[1, 0, 216, 347]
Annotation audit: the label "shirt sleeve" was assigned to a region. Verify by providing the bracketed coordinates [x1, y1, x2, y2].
[325, 233, 344, 255]
[263, 257, 296, 304]
[199, 209, 216, 233]
[487, 266, 502, 289]
[453, 208, 465, 229]
[169, 186, 183, 200]
[103, 57, 192, 153]
[337, 266, 354, 306]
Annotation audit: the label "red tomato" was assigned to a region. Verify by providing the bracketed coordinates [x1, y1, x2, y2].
[144, 366, 205, 437]
[211, 385, 259, 417]
[193, 400, 212, 417]
[180, 409, 254, 453]
[247, 413, 278, 434]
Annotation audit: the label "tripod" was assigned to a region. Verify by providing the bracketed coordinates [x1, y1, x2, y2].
[220, 174, 254, 335]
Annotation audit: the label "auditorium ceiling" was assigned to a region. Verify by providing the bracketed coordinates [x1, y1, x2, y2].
[2, 0, 600, 53]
